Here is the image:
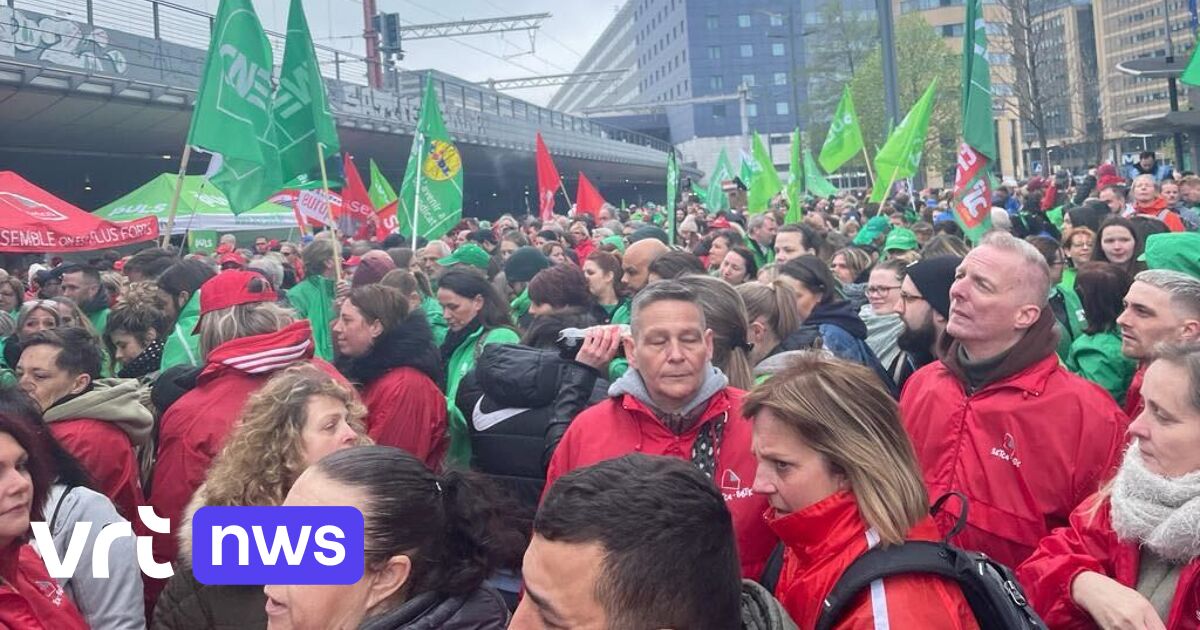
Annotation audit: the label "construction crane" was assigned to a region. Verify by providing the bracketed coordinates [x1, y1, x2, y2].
[479, 69, 629, 91]
[579, 84, 754, 144]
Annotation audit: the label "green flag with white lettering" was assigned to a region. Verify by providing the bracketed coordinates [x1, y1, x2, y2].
[707, 148, 733, 212]
[666, 149, 679, 245]
[786, 128, 802, 222]
[818, 87, 864, 173]
[368, 159, 397, 210]
[869, 79, 938, 203]
[189, 0, 281, 214]
[273, 0, 340, 186]
[747, 132, 782, 214]
[398, 75, 463, 244]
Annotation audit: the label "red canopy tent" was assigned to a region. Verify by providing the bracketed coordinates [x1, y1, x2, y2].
[0, 172, 158, 252]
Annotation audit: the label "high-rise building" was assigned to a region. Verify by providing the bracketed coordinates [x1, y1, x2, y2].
[1092, 0, 1195, 161]
[551, 0, 840, 178]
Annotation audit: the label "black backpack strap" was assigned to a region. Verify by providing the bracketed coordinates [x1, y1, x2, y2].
[814, 541, 961, 630]
[930, 491, 970, 541]
[758, 542, 786, 594]
[49, 485, 75, 532]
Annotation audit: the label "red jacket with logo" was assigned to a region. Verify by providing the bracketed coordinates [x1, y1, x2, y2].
[899, 353, 1128, 569]
[543, 387, 776, 579]
[769, 491, 979, 630]
[149, 322, 344, 569]
[1018, 495, 1200, 629]
[361, 367, 447, 470]
[0, 543, 88, 630]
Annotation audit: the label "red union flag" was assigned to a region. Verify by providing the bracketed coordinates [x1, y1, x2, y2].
[376, 200, 399, 241]
[536, 132, 562, 220]
[953, 143, 992, 237]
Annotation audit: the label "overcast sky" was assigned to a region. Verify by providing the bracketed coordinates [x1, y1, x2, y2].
[175, 0, 619, 105]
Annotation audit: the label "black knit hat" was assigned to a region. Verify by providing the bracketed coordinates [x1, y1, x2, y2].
[905, 255, 961, 320]
[629, 225, 670, 245]
[504, 246, 551, 283]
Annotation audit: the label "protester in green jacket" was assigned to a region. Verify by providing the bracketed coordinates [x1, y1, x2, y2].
[437, 269, 519, 466]
[1065, 261, 1138, 404]
[286, 239, 339, 361]
[157, 259, 215, 371]
[59, 265, 110, 340]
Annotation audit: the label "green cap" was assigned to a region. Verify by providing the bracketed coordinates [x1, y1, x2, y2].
[884, 227, 918, 252]
[1138, 232, 1200, 278]
[601, 234, 626, 253]
[852, 216, 890, 247]
[437, 243, 491, 270]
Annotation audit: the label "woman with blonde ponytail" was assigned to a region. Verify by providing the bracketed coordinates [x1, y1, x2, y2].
[676, 275, 754, 390]
[736, 281, 804, 378]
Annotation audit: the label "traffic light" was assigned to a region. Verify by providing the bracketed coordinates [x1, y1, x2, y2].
[373, 13, 403, 57]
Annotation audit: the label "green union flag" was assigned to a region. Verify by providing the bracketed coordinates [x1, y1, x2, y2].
[368, 158, 397, 210]
[706, 148, 733, 212]
[804, 148, 839, 198]
[666, 149, 679, 245]
[272, 0, 340, 185]
[398, 75, 463, 244]
[747, 132, 782, 214]
[818, 87, 864, 174]
[189, 0, 281, 214]
[786, 129, 802, 222]
[869, 79, 938, 203]
[952, 0, 996, 241]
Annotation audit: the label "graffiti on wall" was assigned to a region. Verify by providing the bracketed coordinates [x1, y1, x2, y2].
[0, 7, 128, 74]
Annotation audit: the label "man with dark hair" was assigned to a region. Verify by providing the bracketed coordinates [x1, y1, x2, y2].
[17, 328, 151, 520]
[772, 223, 817, 265]
[59, 264, 110, 334]
[157, 258, 216, 370]
[896, 256, 960, 367]
[287, 239, 338, 360]
[543, 281, 775, 579]
[512, 454, 793, 630]
[123, 247, 176, 282]
[1125, 149, 1173, 182]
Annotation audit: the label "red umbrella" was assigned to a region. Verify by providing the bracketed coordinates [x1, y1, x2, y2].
[0, 172, 159, 252]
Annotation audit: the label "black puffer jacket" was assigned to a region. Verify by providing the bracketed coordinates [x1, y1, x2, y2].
[459, 343, 606, 510]
[358, 586, 509, 630]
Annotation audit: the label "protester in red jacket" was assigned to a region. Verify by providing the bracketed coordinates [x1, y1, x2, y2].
[1125, 174, 1186, 232]
[17, 328, 150, 521]
[1019, 344, 1200, 629]
[0, 401, 88, 630]
[544, 280, 775, 579]
[149, 272, 342, 571]
[333, 285, 447, 469]
[745, 353, 978, 629]
[900, 232, 1128, 570]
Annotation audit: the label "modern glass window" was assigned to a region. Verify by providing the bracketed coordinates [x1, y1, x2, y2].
[708, 45, 721, 59]
[710, 76, 724, 89]
[741, 73, 756, 87]
[776, 101, 790, 116]
[747, 103, 759, 117]
[773, 72, 788, 85]
[738, 14, 752, 27]
[770, 14, 785, 26]
[740, 44, 753, 57]
[772, 42, 786, 56]
[707, 15, 719, 29]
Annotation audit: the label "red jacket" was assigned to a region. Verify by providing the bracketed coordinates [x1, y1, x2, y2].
[899, 352, 1129, 569]
[1128, 197, 1186, 232]
[1018, 495, 1200, 629]
[362, 367, 447, 470]
[0, 543, 88, 630]
[50, 420, 145, 522]
[768, 491, 979, 630]
[149, 321, 342, 568]
[544, 387, 776, 579]
[1124, 362, 1147, 420]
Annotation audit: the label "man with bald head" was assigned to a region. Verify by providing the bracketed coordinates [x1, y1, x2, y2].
[622, 238, 669, 293]
[899, 231, 1127, 570]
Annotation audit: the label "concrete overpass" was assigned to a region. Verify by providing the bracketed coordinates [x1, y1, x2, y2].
[0, 0, 696, 219]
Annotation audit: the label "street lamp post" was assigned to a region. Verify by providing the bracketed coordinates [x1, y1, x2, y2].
[877, 0, 901, 127]
[1162, 0, 1187, 169]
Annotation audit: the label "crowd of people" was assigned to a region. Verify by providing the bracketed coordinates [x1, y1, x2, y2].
[1, 153, 1199, 629]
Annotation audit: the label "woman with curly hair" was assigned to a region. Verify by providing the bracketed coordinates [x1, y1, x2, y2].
[151, 365, 368, 630]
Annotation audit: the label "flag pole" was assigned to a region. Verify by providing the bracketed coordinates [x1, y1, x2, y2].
[161, 145, 192, 249]
[861, 146, 876, 189]
[411, 131, 424, 250]
[558, 180, 573, 213]
[317, 143, 344, 281]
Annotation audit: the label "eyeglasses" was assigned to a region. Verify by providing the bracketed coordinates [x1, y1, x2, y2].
[865, 285, 902, 296]
[899, 290, 926, 305]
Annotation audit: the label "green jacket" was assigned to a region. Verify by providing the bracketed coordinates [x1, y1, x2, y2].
[1054, 283, 1086, 361]
[286, 275, 337, 361]
[444, 325, 519, 468]
[88, 307, 109, 338]
[608, 297, 632, 326]
[1066, 328, 1138, 405]
[748, 239, 774, 269]
[161, 291, 203, 370]
[420, 295, 448, 346]
[510, 288, 532, 323]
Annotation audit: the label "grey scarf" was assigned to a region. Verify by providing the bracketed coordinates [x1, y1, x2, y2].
[608, 362, 728, 434]
[1111, 442, 1200, 564]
